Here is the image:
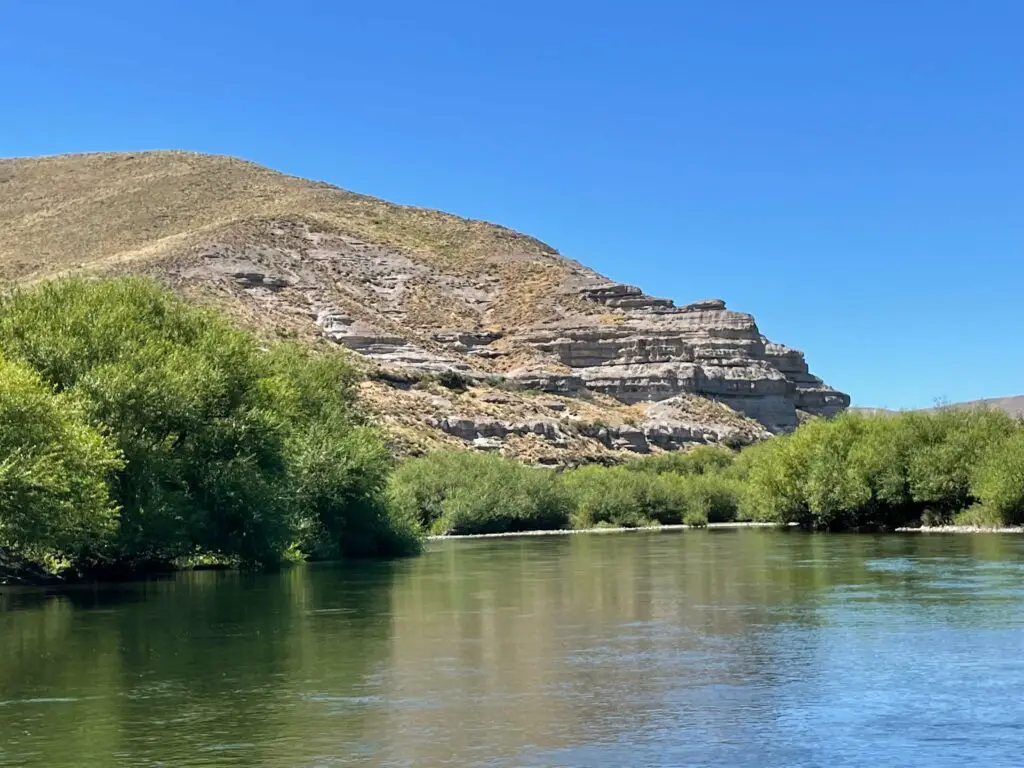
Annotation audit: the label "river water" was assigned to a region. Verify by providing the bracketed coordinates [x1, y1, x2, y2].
[1, 530, 1023, 767]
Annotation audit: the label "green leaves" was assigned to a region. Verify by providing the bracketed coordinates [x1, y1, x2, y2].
[970, 432, 1024, 525]
[741, 409, 1024, 530]
[387, 407, 1023, 538]
[0, 278, 415, 574]
[0, 357, 122, 565]
[386, 452, 745, 534]
[386, 452, 570, 535]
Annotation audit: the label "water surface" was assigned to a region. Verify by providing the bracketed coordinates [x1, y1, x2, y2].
[2, 531, 1023, 767]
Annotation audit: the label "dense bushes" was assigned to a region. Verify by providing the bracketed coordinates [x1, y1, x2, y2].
[0, 357, 122, 566]
[970, 432, 1024, 525]
[558, 466, 740, 527]
[386, 452, 570, 535]
[388, 409, 1024, 536]
[624, 445, 735, 477]
[386, 452, 744, 534]
[263, 345, 419, 558]
[0, 278, 417, 575]
[4, 277, 1022, 578]
[740, 410, 1024, 529]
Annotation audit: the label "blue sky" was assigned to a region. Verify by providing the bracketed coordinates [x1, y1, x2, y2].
[2, 1, 1021, 408]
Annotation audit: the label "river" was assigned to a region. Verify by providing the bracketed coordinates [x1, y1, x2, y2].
[1, 530, 1023, 767]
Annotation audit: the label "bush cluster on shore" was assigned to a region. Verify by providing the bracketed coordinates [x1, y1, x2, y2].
[739, 409, 1024, 529]
[0, 278, 417, 577]
[388, 413, 1024, 536]
[387, 447, 744, 535]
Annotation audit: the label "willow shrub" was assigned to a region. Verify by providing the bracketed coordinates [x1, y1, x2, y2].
[740, 409, 1023, 529]
[904, 409, 1018, 519]
[265, 344, 420, 558]
[559, 465, 652, 528]
[968, 431, 1024, 525]
[386, 451, 570, 535]
[625, 445, 735, 476]
[0, 278, 414, 570]
[0, 357, 123, 566]
[559, 464, 741, 528]
[386, 450, 746, 534]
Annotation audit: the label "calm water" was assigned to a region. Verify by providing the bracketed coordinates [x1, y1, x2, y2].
[2, 531, 1023, 767]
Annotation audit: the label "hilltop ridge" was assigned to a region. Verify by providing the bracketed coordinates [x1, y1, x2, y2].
[854, 396, 1024, 418]
[0, 151, 850, 460]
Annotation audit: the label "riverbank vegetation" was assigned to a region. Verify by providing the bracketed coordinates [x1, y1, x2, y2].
[389, 411, 1024, 535]
[387, 447, 745, 535]
[739, 408, 1024, 530]
[0, 278, 417, 579]
[3, 278, 1022, 580]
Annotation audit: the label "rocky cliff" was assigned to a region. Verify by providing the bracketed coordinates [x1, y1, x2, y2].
[0, 151, 849, 461]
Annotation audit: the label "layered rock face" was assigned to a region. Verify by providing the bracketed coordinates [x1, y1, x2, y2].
[165, 224, 847, 448]
[0, 151, 850, 460]
[517, 285, 847, 432]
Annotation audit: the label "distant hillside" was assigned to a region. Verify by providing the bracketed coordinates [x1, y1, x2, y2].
[0, 151, 849, 461]
[854, 396, 1024, 418]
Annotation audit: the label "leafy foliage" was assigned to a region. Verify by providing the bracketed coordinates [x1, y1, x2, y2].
[559, 465, 652, 528]
[969, 431, 1024, 525]
[0, 357, 122, 565]
[0, 278, 417, 574]
[389, 409, 1024, 537]
[265, 344, 420, 558]
[4, 277, 1022, 579]
[387, 452, 744, 534]
[625, 445, 735, 476]
[741, 410, 1023, 529]
[386, 451, 569, 535]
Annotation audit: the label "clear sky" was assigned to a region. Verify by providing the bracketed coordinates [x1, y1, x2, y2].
[2, 1, 1021, 408]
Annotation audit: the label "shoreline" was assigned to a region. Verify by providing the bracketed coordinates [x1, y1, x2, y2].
[427, 522, 787, 540]
[428, 522, 1024, 540]
[7, 523, 1022, 587]
[895, 525, 1024, 534]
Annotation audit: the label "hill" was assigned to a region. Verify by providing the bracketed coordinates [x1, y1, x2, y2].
[947, 396, 1024, 417]
[855, 396, 1024, 419]
[0, 151, 849, 461]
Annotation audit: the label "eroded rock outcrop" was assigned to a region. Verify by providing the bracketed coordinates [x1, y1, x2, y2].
[506, 284, 847, 432]
[424, 392, 768, 457]
[174, 228, 847, 445]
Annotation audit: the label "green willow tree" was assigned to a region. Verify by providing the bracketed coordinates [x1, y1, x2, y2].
[0, 356, 122, 566]
[0, 277, 417, 574]
[387, 409, 1024, 535]
[386, 451, 570, 535]
[740, 410, 1024, 529]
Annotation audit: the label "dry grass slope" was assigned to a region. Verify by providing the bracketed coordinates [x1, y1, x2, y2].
[0, 151, 560, 280]
[853, 397, 1024, 419]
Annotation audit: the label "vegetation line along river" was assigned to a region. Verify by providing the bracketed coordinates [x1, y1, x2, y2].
[427, 522, 794, 539]
[427, 522, 1024, 540]
[2, 277, 1024, 585]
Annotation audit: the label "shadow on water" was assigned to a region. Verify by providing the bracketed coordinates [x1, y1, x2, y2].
[0, 560, 406, 767]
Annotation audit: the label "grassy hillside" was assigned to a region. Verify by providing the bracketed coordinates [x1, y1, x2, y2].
[0, 150, 560, 279]
[854, 396, 1024, 419]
